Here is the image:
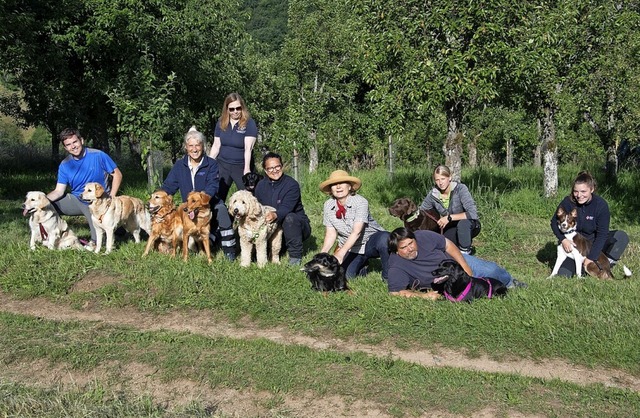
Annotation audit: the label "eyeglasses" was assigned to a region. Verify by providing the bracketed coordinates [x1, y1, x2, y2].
[228, 106, 242, 112]
[265, 165, 282, 173]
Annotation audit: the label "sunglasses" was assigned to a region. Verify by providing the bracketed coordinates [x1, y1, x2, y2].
[228, 106, 242, 112]
[265, 164, 282, 173]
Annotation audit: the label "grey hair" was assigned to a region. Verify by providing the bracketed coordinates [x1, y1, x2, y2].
[184, 125, 207, 150]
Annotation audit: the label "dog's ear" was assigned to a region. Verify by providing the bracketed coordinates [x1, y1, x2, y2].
[94, 183, 105, 198]
[406, 198, 417, 213]
[557, 206, 565, 217]
[570, 207, 578, 217]
[200, 192, 211, 206]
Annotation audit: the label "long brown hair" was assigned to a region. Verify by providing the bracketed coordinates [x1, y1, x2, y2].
[218, 92, 251, 131]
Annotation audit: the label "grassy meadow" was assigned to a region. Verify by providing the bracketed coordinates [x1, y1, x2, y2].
[1, 146, 640, 417]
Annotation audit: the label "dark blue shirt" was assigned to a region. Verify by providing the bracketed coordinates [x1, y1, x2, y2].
[161, 155, 220, 203]
[254, 174, 309, 227]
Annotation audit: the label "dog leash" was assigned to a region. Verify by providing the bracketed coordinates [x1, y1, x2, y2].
[444, 277, 492, 302]
[407, 210, 444, 234]
[39, 223, 48, 241]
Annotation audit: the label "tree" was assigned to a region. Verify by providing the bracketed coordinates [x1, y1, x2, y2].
[567, 1, 640, 176]
[355, 0, 524, 180]
[276, 0, 368, 172]
[0, 0, 245, 162]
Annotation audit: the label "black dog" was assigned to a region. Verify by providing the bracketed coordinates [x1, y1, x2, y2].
[242, 172, 263, 195]
[301, 253, 349, 292]
[431, 260, 507, 302]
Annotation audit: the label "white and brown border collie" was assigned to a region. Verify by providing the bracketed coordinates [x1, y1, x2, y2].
[550, 207, 631, 279]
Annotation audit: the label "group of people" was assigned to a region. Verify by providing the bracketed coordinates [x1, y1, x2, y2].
[45, 92, 630, 298]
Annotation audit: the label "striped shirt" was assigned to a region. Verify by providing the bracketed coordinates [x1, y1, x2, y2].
[323, 194, 385, 254]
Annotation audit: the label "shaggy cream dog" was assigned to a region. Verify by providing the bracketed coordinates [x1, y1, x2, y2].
[228, 190, 283, 268]
[22, 191, 84, 250]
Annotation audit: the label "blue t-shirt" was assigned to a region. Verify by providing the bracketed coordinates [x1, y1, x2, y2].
[387, 230, 450, 292]
[57, 148, 117, 200]
[214, 118, 258, 165]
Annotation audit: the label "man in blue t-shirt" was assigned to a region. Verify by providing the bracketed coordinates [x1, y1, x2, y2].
[46, 128, 122, 249]
[387, 228, 524, 299]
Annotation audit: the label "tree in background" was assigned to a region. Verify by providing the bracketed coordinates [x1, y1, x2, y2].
[0, 0, 244, 171]
[356, 0, 526, 180]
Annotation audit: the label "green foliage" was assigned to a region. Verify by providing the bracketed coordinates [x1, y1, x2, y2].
[243, 0, 288, 53]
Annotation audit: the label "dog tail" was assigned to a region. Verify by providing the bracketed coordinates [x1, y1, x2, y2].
[623, 265, 633, 277]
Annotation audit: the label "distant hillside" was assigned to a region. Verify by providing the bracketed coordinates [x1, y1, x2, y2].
[244, 0, 288, 52]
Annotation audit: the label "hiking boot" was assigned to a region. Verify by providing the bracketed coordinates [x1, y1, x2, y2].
[509, 279, 528, 289]
[289, 257, 301, 266]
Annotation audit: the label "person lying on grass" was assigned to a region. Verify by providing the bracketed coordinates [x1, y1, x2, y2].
[386, 227, 526, 299]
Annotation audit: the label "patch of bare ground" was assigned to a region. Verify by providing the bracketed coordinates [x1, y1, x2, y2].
[0, 290, 637, 416]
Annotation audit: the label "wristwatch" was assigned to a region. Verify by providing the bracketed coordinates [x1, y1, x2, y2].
[447, 214, 452, 222]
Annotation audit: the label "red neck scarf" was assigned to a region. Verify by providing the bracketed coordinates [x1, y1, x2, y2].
[335, 200, 346, 219]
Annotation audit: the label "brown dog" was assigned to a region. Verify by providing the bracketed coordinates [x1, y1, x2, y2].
[143, 190, 183, 256]
[388, 197, 441, 233]
[180, 191, 212, 263]
[81, 183, 150, 254]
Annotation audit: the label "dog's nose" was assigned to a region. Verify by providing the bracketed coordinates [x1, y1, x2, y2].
[233, 208, 239, 214]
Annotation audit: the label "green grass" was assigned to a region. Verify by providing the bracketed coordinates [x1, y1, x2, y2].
[2, 312, 640, 417]
[2, 147, 640, 416]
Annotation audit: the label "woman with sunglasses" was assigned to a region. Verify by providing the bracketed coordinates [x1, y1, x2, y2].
[209, 92, 258, 202]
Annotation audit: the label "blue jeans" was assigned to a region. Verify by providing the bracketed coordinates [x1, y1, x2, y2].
[462, 254, 514, 287]
[342, 231, 390, 281]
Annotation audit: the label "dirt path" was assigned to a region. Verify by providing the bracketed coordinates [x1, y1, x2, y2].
[2, 291, 639, 396]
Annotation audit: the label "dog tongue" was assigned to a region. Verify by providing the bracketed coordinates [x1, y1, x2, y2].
[189, 211, 195, 220]
[22, 208, 28, 217]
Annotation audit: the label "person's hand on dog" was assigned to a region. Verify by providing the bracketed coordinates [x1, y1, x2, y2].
[437, 216, 449, 229]
[265, 211, 277, 223]
[561, 238, 574, 253]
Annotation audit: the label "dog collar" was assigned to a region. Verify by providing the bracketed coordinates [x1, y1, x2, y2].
[444, 277, 492, 302]
[406, 210, 420, 222]
[563, 228, 576, 234]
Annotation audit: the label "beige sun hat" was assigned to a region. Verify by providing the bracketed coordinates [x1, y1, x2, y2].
[319, 170, 362, 194]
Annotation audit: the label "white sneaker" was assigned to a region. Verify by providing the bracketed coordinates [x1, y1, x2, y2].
[83, 241, 96, 251]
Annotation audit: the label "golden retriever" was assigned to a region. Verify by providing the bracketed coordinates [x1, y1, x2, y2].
[228, 190, 283, 268]
[180, 191, 212, 263]
[81, 183, 150, 254]
[22, 191, 84, 250]
[143, 190, 183, 256]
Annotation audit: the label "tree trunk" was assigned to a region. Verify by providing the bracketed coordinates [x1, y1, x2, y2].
[606, 143, 618, 179]
[533, 118, 542, 167]
[506, 136, 513, 170]
[540, 108, 558, 198]
[468, 135, 478, 168]
[293, 147, 299, 182]
[444, 102, 463, 182]
[388, 135, 394, 177]
[308, 130, 318, 173]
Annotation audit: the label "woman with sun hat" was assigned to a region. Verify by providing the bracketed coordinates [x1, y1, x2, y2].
[319, 170, 390, 281]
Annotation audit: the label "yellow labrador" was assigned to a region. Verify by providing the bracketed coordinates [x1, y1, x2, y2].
[22, 191, 83, 250]
[81, 183, 150, 254]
